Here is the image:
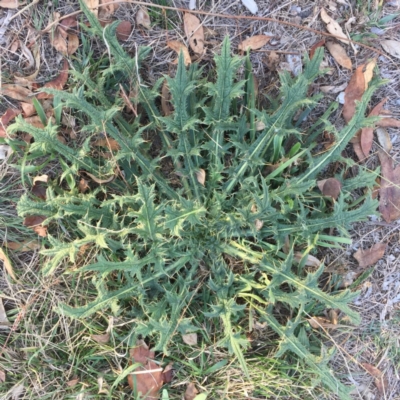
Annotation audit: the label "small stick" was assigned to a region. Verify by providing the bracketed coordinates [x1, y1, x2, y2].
[10, 0, 40, 21]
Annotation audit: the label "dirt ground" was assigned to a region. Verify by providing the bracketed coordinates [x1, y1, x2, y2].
[1, 0, 400, 399]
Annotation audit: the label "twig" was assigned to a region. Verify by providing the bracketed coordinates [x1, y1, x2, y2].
[9, 0, 40, 22]
[41, 0, 389, 59]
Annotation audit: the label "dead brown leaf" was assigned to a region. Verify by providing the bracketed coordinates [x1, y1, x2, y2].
[357, 98, 386, 158]
[184, 383, 199, 400]
[167, 41, 191, 65]
[0, 369, 5, 383]
[238, 35, 272, 51]
[116, 20, 132, 41]
[32, 174, 48, 200]
[66, 378, 79, 387]
[255, 219, 263, 231]
[343, 64, 365, 123]
[161, 80, 173, 116]
[184, 13, 204, 56]
[377, 117, 400, 128]
[20, 102, 35, 117]
[1, 84, 33, 103]
[378, 150, 400, 222]
[25, 116, 44, 129]
[182, 333, 197, 346]
[353, 243, 387, 268]
[37, 59, 69, 100]
[317, 178, 342, 200]
[84, 0, 99, 17]
[325, 41, 352, 70]
[91, 333, 110, 344]
[0, 0, 25, 8]
[309, 39, 325, 59]
[0, 248, 17, 281]
[67, 33, 79, 55]
[361, 363, 388, 395]
[4, 240, 41, 252]
[320, 8, 349, 44]
[0, 108, 21, 137]
[127, 340, 168, 400]
[23, 215, 47, 237]
[136, 7, 151, 29]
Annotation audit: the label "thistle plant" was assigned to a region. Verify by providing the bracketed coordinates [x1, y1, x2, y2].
[10, 2, 382, 397]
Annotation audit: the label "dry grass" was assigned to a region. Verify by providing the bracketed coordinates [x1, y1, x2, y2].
[1, 0, 400, 399]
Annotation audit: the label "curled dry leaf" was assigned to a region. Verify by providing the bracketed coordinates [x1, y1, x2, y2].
[0, 0, 25, 8]
[136, 7, 151, 29]
[381, 39, 400, 59]
[37, 59, 69, 100]
[309, 39, 325, 59]
[167, 41, 191, 65]
[353, 243, 387, 268]
[0, 248, 17, 281]
[23, 215, 47, 237]
[325, 41, 352, 70]
[378, 150, 400, 223]
[317, 178, 342, 200]
[67, 33, 79, 55]
[0, 369, 5, 383]
[320, 8, 348, 44]
[294, 252, 321, 267]
[238, 35, 271, 51]
[343, 64, 365, 123]
[184, 13, 204, 56]
[32, 174, 48, 200]
[361, 363, 388, 395]
[0, 108, 21, 137]
[196, 169, 206, 186]
[116, 20, 132, 41]
[182, 333, 197, 346]
[184, 383, 199, 400]
[1, 84, 33, 103]
[127, 340, 170, 400]
[376, 127, 392, 152]
[91, 332, 110, 344]
[363, 59, 376, 90]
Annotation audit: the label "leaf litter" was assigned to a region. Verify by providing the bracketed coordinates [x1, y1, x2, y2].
[184, 13, 204, 56]
[127, 340, 173, 400]
[353, 243, 387, 268]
